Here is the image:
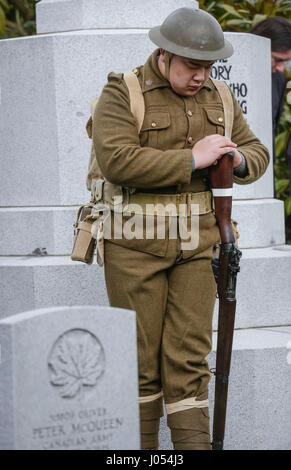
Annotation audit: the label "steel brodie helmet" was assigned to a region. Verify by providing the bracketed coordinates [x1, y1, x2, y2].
[149, 7, 234, 61]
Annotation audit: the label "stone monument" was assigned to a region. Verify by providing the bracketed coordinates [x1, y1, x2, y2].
[0, 0, 290, 449]
[0, 306, 139, 450]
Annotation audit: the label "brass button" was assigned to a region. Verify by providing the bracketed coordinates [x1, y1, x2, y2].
[187, 110, 193, 117]
[151, 122, 157, 128]
[218, 117, 224, 123]
[188, 136, 193, 144]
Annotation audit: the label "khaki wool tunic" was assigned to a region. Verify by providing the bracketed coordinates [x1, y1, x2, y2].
[92, 50, 270, 417]
[93, 49, 269, 194]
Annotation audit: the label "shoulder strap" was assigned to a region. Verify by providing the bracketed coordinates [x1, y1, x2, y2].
[90, 97, 99, 117]
[210, 78, 234, 138]
[124, 71, 145, 134]
[89, 72, 145, 134]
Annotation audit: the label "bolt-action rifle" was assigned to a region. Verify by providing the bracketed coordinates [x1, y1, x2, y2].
[210, 152, 242, 451]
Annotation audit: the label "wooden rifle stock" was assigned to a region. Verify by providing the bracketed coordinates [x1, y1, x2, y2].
[210, 153, 242, 450]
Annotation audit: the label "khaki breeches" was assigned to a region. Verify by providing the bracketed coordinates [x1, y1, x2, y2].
[103, 214, 220, 449]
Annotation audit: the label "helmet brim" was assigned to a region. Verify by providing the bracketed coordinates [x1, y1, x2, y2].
[149, 26, 234, 61]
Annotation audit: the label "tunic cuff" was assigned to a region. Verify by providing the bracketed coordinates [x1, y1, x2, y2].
[234, 152, 248, 177]
[184, 149, 194, 183]
[192, 155, 195, 172]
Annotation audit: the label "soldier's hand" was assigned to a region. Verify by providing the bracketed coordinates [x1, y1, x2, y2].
[192, 135, 237, 170]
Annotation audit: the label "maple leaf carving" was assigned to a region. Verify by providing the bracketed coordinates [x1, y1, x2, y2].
[48, 329, 105, 398]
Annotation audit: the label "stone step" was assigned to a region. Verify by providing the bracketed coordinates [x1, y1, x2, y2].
[232, 199, 285, 248]
[1, 246, 291, 329]
[159, 326, 291, 450]
[0, 206, 76, 256]
[0, 31, 273, 206]
[0, 199, 285, 256]
[0, 256, 108, 321]
[213, 244, 291, 330]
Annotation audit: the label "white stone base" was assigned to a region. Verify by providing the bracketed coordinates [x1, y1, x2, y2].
[213, 245, 291, 330]
[0, 256, 108, 321]
[0, 206, 76, 256]
[159, 326, 291, 450]
[1, 246, 291, 328]
[232, 198, 285, 248]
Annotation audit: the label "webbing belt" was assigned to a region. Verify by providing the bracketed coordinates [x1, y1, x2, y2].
[125, 190, 213, 216]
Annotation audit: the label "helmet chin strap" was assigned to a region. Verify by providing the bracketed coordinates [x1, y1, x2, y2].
[164, 51, 173, 82]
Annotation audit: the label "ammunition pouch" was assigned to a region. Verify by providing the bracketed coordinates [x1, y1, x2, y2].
[71, 176, 124, 267]
[90, 177, 137, 211]
[71, 204, 98, 264]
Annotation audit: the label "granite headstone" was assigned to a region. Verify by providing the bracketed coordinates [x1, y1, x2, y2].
[0, 306, 139, 450]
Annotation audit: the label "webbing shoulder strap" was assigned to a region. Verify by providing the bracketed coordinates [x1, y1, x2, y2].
[210, 78, 234, 138]
[123, 71, 145, 134]
[89, 71, 145, 133]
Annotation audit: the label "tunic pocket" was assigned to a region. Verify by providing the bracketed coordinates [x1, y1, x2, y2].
[140, 110, 171, 148]
[203, 108, 225, 136]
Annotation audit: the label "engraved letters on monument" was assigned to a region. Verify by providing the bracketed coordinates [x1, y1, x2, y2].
[211, 59, 248, 114]
[0, 306, 139, 450]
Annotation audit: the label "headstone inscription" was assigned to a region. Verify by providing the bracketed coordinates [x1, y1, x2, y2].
[0, 306, 139, 450]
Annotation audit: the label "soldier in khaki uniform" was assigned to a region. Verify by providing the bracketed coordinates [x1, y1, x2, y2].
[92, 8, 269, 450]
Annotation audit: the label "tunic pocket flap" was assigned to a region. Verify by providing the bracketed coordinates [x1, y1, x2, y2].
[141, 111, 171, 132]
[204, 108, 225, 127]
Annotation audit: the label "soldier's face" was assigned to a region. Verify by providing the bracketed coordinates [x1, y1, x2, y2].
[169, 55, 214, 96]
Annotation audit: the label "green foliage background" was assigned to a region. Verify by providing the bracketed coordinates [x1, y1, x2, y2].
[199, 0, 291, 30]
[1, 0, 291, 239]
[0, 0, 39, 38]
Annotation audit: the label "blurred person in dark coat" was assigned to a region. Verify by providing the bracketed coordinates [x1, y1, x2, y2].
[250, 17, 291, 196]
